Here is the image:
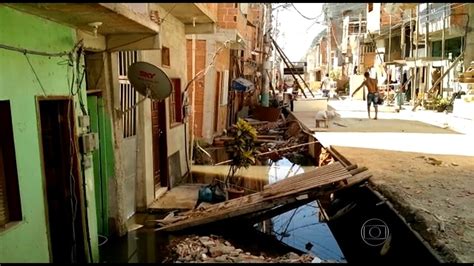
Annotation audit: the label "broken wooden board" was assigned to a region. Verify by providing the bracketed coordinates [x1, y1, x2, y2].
[155, 161, 371, 232]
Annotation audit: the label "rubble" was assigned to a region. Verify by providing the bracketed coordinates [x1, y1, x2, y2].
[169, 235, 321, 263]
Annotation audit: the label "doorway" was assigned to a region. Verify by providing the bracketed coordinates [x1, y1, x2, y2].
[151, 100, 169, 194]
[38, 98, 87, 263]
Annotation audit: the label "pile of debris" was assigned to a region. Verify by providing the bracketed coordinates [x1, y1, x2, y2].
[167, 235, 320, 263]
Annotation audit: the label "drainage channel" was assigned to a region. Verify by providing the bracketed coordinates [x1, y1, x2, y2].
[254, 157, 346, 262]
[321, 184, 442, 263]
[100, 150, 441, 263]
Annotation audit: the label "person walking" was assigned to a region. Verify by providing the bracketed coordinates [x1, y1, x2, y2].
[351, 72, 379, 120]
[320, 74, 331, 98]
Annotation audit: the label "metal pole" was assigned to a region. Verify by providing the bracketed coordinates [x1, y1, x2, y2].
[262, 3, 271, 107]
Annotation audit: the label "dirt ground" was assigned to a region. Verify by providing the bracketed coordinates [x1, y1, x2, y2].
[333, 146, 474, 263]
[291, 100, 474, 262]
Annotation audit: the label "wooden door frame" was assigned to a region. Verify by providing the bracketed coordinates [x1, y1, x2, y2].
[151, 99, 169, 189]
[35, 96, 89, 262]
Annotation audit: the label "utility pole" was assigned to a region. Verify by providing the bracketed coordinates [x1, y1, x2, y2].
[261, 3, 272, 107]
[273, 7, 279, 89]
[326, 7, 332, 75]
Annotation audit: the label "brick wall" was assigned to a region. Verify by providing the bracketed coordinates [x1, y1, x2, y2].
[217, 3, 239, 29]
[320, 38, 328, 65]
[330, 20, 341, 51]
[186, 39, 207, 138]
[381, 4, 403, 26]
[450, 3, 468, 28]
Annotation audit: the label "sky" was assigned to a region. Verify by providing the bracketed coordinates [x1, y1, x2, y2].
[273, 3, 326, 62]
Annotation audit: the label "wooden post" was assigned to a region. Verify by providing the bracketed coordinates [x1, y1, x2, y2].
[441, 5, 446, 96]
[425, 3, 430, 58]
[358, 13, 362, 72]
[388, 14, 392, 63]
[414, 5, 420, 106]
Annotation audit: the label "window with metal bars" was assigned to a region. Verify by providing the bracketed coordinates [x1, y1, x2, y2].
[118, 51, 138, 138]
[0, 101, 22, 228]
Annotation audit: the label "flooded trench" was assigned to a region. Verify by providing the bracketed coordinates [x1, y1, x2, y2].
[100, 146, 441, 263]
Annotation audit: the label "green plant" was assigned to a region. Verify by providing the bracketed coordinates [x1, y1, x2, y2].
[433, 96, 450, 112]
[330, 69, 342, 80]
[224, 118, 258, 193]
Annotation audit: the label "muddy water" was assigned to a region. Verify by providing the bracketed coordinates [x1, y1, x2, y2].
[100, 153, 345, 262]
[193, 155, 346, 262]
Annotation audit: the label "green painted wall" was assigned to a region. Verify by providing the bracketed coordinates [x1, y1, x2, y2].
[87, 95, 115, 237]
[0, 6, 98, 262]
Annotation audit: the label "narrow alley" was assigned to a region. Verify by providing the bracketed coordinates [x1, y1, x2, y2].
[1, 2, 473, 264]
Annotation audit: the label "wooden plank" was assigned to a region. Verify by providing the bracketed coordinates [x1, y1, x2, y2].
[156, 161, 363, 232]
[349, 166, 368, 176]
[328, 146, 352, 167]
[262, 169, 350, 196]
[264, 162, 343, 190]
[263, 166, 348, 193]
[159, 173, 350, 232]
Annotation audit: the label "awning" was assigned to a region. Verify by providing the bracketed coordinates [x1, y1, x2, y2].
[231, 77, 254, 92]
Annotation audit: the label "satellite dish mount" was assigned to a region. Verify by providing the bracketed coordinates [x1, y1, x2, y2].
[116, 61, 173, 116]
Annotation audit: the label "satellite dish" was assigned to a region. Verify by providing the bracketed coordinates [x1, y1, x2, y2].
[128, 61, 172, 100]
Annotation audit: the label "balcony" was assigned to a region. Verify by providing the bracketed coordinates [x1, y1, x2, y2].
[157, 3, 217, 34]
[417, 3, 466, 41]
[5, 3, 159, 34]
[4, 3, 161, 51]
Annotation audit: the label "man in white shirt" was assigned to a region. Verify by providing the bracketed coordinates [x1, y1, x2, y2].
[320, 74, 331, 97]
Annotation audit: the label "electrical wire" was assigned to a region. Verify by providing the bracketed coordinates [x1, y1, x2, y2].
[159, 4, 178, 24]
[24, 53, 47, 96]
[66, 99, 79, 262]
[0, 43, 70, 57]
[98, 234, 109, 247]
[290, 3, 322, 20]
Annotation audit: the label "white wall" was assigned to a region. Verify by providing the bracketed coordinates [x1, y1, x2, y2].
[367, 3, 381, 33]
